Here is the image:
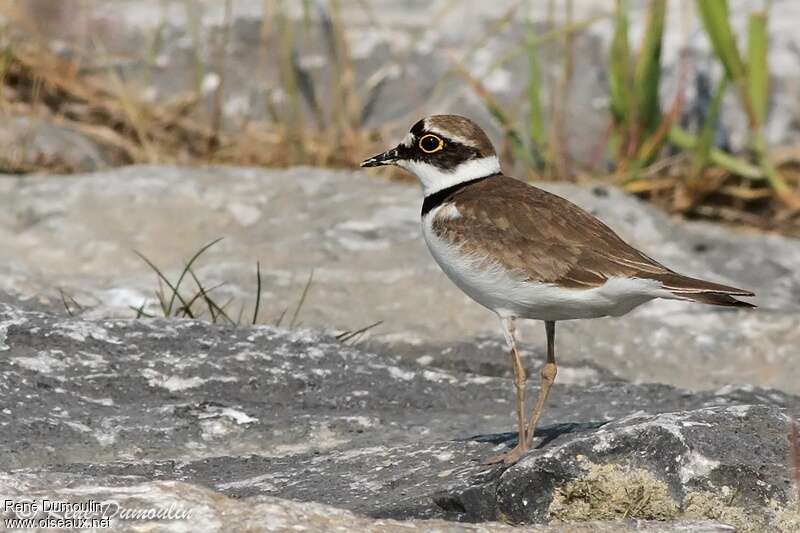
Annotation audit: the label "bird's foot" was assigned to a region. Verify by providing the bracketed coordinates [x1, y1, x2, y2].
[482, 444, 528, 466]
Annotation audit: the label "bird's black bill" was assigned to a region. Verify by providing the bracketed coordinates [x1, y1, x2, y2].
[361, 147, 398, 167]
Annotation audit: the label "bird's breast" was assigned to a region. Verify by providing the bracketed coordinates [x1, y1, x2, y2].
[422, 206, 528, 314]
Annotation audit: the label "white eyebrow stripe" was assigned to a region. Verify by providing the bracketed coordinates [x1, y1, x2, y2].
[400, 132, 415, 148]
[425, 125, 478, 149]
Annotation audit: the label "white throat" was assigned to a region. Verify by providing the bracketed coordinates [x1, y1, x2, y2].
[398, 156, 500, 196]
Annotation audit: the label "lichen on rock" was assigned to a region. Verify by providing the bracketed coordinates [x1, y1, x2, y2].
[547, 464, 800, 532]
[683, 491, 766, 533]
[547, 459, 679, 522]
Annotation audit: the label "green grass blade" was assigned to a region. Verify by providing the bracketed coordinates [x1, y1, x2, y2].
[274, 308, 288, 327]
[131, 303, 154, 319]
[165, 237, 224, 316]
[188, 268, 234, 325]
[751, 132, 800, 208]
[695, 0, 746, 83]
[155, 279, 169, 316]
[336, 320, 383, 344]
[695, 0, 759, 127]
[695, 75, 729, 170]
[526, 16, 546, 152]
[181, 281, 227, 317]
[633, 0, 666, 136]
[608, 0, 631, 127]
[668, 126, 764, 180]
[275, 0, 303, 150]
[747, 11, 769, 125]
[485, 13, 610, 75]
[59, 289, 75, 317]
[252, 261, 262, 325]
[134, 250, 195, 318]
[452, 57, 536, 167]
[289, 269, 314, 329]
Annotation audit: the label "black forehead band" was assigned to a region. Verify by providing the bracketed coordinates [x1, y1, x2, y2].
[399, 119, 482, 166]
[410, 120, 427, 137]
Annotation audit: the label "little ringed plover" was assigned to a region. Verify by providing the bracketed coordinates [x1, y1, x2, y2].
[361, 114, 754, 465]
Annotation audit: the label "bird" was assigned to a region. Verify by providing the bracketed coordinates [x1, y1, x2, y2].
[361, 114, 755, 465]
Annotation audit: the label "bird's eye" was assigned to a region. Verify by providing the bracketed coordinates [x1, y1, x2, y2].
[419, 134, 444, 154]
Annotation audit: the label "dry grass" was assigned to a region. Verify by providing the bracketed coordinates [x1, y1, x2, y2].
[0, 39, 393, 172]
[609, 155, 800, 237]
[0, 41, 213, 167]
[1, 1, 799, 234]
[0, 0, 400, 175]
[458, 1, 800, 235]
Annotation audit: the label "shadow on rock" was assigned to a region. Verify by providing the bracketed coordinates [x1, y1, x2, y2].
[465, 421, 609, 450]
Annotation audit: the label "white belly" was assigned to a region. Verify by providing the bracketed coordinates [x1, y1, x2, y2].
[421, 211, 667, 321]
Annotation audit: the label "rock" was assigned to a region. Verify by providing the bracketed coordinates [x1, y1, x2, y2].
[0, 116, 111, 173]
[494, 406, 798, 529]
[0, 166, 799, 393]
[0, 480, 739, 533]
[0, 301, 798, 531]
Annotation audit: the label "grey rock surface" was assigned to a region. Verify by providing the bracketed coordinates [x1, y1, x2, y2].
[0, 480, 739, 533]
[0, 302, 798, 531]
[1, 166, 799, 393]
[0, 116, 111, 173]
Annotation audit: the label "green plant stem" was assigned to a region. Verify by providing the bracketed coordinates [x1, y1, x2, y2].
[451, 56, 533, 167]
[668, 127, 764, 180]
[289, 269, 314, 329]
[747, 11, 768, 124]
[695, 0, 756, 127]
[486, 13, 610, 75]
[633, 0, 666, 138]
[692, 75, 729, 176]
[525, 6, 546, 154]
[751, 132, 790, 194]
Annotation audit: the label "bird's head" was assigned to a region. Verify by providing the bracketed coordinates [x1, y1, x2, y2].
[361, 115, 500, 195]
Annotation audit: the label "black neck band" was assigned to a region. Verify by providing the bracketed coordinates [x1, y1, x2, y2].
[421, 174, 497, 217]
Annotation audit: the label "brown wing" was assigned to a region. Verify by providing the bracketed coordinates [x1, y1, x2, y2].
[431, 176, 667, 288]
[434, 176, 753, 304]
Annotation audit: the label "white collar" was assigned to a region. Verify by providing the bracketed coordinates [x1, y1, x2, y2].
[398, 156, 501, 196]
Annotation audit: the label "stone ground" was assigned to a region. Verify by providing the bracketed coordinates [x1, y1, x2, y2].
[1, 298, 798, 532]
[1, 166, 798, 391]
[1, 166, 799, 531]
[4, 1, 800, 530]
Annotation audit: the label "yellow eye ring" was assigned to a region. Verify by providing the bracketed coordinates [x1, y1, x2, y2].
[419, 134, 444, 153]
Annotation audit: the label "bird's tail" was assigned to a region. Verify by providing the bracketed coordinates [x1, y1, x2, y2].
[654, 272, 756, 308]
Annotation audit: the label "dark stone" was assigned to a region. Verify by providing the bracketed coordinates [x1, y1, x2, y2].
[1, 302, 799, 530]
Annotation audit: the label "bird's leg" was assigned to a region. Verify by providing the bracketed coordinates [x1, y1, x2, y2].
[525, 320, 557, 448]
[483, 317, 529, 466]
[507, 319, 528, 455]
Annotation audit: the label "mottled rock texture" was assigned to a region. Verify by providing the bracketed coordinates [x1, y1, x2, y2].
[1, 136, 798, 532]
[0, 479, 741, 533]
[1, 166, 799, 393]
[1, 302, 798, 531]
[0, 117, 110, 173]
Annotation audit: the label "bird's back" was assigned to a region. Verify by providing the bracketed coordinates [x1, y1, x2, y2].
[428, 175, 753, 309]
